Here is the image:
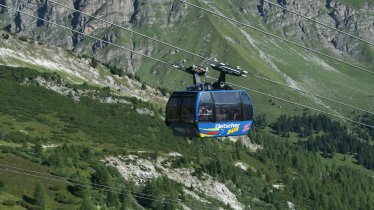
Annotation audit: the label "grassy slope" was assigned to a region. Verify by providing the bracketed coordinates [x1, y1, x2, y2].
[0, 154, 74, 210]
[319, 153, 374, 176]
[0, 67, 269, 208]
[0, 66, 372, 209]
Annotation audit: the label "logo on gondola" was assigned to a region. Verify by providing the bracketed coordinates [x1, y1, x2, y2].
[200, 128, 220, 137]
[242, 124, 250, 132]
[227, 126, 239, 135]
[215, 123, 240, 129]
[205, 131, 219, 135]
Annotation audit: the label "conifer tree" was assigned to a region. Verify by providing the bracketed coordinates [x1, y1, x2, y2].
[91, 165, 111, 187]
[34, 141, 43, 158]
[78, 196, 97, 210]
[106, 191, 120, 208]
[34, 183, 48, 210]
[120, 191, 134, 210]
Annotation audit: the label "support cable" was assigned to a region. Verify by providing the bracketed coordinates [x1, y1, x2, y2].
[180, 0, 374, 75]
[207, 76, 374, 129]
[48, 0, 208, 62]
[0, 3, 372, 129]
[37, 1, 374, 115]
[0, 163, 215, 210]
[264, 0, 374, 47]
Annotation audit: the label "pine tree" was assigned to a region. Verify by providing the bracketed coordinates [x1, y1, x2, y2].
[120, 192, 133, 210]
[106, 191, 120, 208]
[69, 172, 89, 198]
[91, 165, 111, 188]
[140, 180, 162, 208]
[78, 196, 97, 210]
[34, 183, 48, 210]
[34, 141, 43, 158]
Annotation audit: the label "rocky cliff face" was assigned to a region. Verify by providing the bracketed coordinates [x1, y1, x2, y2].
[0, 0, 372, 74]
[0, 0, 186, 74]
[257, 0, 374, 57]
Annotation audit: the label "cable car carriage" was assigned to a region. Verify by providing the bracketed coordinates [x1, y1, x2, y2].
[165, 61, 254, 138]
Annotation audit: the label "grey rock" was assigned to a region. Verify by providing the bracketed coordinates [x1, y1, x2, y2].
[0, 0, 186, 73]
[0, 0, 372, 73]
[258, 0, 374, 57]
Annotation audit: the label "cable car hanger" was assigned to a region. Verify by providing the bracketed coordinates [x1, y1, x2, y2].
[166, 59, 253, 138]
[174, 58, 248, 91]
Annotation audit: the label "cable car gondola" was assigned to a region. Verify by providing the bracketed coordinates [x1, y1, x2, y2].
[165, 60, 254, 138]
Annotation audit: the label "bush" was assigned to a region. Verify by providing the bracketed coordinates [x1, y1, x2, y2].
[2, 199, 16, 206]
[16, 200, 33, 209]
[127, 73, 134, 79]
[19, 36, 28, 42]
[6, 131, 29, 144]
[104, 63, 124, 77]
[55, 191, 79, 204]
[134, 75, 141, 82]
[90, 58, 99, 68]
[0, 179, 5, 188]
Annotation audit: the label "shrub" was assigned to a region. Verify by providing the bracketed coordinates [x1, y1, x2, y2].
[90, 58, 99, 68]
[134, 75, 141, 82]
[2, 199, 16, 206]
[19, 36, 28, 42]
[127, 73, 134, 79]
[104, 63, 124, 77]
[55, 191, 79, 204]
[16, 200, 33, 209]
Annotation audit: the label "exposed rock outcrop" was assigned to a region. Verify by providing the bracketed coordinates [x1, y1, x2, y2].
[0, 0, 187, 73]
[0, 0, 372, 76]
[258, 0, 374, 56]
[106, 154, 245, 210]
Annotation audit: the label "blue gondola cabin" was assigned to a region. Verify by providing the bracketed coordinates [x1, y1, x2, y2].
[165, 90, 253, 138]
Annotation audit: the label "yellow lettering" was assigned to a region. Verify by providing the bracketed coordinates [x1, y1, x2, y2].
[227, 127, 239, 135]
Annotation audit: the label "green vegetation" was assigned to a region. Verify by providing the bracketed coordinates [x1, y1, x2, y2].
[253, 131, 374, 210]
[103, 63, 125, 77]
[33, 183, 48, 209]
[271, 113, 374, 169]
[0, 66, 373, 210]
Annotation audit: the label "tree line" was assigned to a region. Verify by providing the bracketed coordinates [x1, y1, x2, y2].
[270, 113, 374, 169]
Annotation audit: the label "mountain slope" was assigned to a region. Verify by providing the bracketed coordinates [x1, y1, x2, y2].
[0, 65, 373, 210]
[0, 0, 373, 121]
